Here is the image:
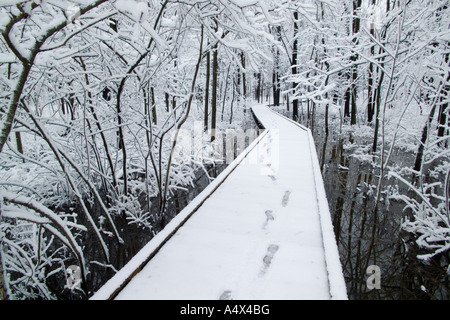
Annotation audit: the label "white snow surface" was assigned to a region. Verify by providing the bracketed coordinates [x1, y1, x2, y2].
[91, 104, 347, 300]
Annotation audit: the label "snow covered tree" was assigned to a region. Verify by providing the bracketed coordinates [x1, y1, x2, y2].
[279, 0, 449, 299]
[384, 0, 450, 297]
[0, 0, 279, 299]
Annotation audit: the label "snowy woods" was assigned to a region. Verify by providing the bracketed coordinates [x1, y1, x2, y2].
[0, 0, 449, 299]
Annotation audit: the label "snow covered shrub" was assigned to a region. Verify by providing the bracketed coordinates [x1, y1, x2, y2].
[391, 166, 450, 263]
[0, 202, 86, 299]
[388, 121, 450, 297]
[1, 0, 279, 299]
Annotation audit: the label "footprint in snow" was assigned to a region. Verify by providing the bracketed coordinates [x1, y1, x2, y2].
[265, 164, 277, 182]
[262, 210, 275, 230]
[259, 244, 279, 277]
[219, 290, 232, 300]
[281, 190, 291, 207]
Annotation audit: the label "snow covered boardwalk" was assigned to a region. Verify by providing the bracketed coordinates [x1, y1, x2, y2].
[91, 104, 347, 300]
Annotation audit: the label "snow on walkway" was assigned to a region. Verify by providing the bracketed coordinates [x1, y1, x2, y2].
[91, 104, 347, 300]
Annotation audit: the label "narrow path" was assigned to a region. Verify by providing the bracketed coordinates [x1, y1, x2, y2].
[91, 104, 347, 300]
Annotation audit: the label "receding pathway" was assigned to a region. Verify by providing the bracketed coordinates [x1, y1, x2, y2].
[91, 104, 347, 300]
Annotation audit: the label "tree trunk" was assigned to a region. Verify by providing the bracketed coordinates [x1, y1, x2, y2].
[165, 92, 170, 112]
[255, 72, 262, 103]
[211, 42, 219, 141]
[350, 0, 361, 125]
[367, 60, 375, 123]
[151, 87, 157, 125]
[272, 71, 280, 106]
[372, 69, 384, 153]
[241, 52, 247, 113]
[272, 26, 281, 107]
[204, 49, 210, 131]
[6, 60, 24, 160]
[0, 62, 32, 153]
[372, 49, 386, 153]
[115, 83, 128, 197]
[350, 67, 357, 125]
[437, 52, 449, 143]
[292, 11, 299, 121]
[367, 0, 378, 123]
[344, 87, 351, 119]
[412, 79, 444, 183]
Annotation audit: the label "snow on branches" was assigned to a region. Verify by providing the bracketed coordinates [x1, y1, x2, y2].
[0, 0, 279, 299]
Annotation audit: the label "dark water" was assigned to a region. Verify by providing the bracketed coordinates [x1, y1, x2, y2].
[274, 106, 449, 300]
[61, 114, 261, 299]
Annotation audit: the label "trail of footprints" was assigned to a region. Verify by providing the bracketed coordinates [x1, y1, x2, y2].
[218, 190, 291, 300]
[218, 243, 281, 299]
[259, 190, 291, 276]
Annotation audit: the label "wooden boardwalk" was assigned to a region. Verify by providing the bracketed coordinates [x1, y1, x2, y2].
[91, 104, 347, 300]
